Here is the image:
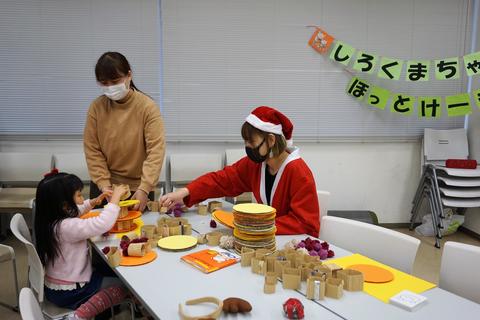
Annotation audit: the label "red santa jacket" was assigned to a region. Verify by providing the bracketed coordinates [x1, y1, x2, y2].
[184, 148, 320, 237]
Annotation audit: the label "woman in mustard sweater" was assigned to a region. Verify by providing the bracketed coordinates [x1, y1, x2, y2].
[84, 52, 165, 211]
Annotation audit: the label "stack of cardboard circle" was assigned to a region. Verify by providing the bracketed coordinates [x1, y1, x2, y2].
[233, 203, 276, 252]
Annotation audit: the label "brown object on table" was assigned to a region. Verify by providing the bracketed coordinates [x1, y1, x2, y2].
[306, 276, 326, 300]
[127, 243, 146, 257]
[282, 267, 301, 290]
[141, 225, 157, 238]
[159, 206, 168, 213]
[179, 296, 223, 320]
[206, 231, 222, 246]
[197, 204, 208, 215]
[325, 278, 344, 299]
[274, 259, 291, 278]
[106, 247, 121, 267]
[264, 271, 278, 293]
[251, 257, 267, 275]
[207, 201, 222, 213]
[169, 225, 182, 236]
[147, 201, 160, 212]
[113, 184, 131, 201]
[197, 234, 207, 244]
[240, 247, 255, 267]
[182, 224, 192, 235]
[336, 269, 364, 291]
[222, 297, 252, 314]
[323, 263, 343, 278]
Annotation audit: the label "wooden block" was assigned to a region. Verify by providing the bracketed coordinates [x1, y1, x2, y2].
[306, 276, 326, 300]
[147, 201, 160, 212]
[113, 184, 131, 200]
[282, 267, 301, 290]
[141, 225, 157, 238]
[240, 247, 255, 267]
[160, 224, 170, 238]
[311, 265, 333, 279]
[147, 239, 157, 250]
[264, 283, 276, 294]
[265, 272, 277, 285]
[265, 256, 277, 273]
[159, 206, 168, 214]
[197, 234, 207, 244]
[182, 224, 192, 235]
[106, 247, 121, 268]
[304, 254, 321, 263]
[169, 225, 182, 236]
[206, 231, 222, 246]
[207, 201, 222, 213]
[325, 278, 344, 299]
[119, 206, 129, 219]
[122, 231, 138, 241]
[255, 248, 271, 259]
[251, 257, 267, 275]
[301, 262, 324, 281]
[274, 259, 291, 278]
[127, 243, 146, 257]
[197, 204, 208, 215]
[323, 263, 343, 278]
[336, 269, 364, 291]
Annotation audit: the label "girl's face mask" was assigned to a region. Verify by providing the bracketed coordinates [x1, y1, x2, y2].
[245, 138, 269, 163]
[101, 81, 129, 101]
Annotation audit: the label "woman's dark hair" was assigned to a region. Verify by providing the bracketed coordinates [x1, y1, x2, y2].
[34, 172, 83, 266]
[95, 51, 141, 91]
[241, 122, 287, 157]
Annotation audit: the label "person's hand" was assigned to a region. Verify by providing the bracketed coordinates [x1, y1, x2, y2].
[101, 186, 113, 202]
[131, 189, 148, 212]
[110, 184, 129, 205]
[91, 190, 112, 207]
[159, 188, 189, 211]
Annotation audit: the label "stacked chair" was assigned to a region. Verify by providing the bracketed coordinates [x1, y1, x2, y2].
[410, 128, 480, 248]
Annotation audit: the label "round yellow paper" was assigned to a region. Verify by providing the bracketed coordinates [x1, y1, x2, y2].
[232, 203, 275, 215]
[118, 200, 140, 207]
[157, 235, 198, 251]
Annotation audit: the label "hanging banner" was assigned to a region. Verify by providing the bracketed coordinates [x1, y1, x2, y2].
[309, 27, 480, 81]
[345, 76, 479, 118]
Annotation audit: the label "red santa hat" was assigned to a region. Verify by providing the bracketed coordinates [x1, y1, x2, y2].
[245, 106, 293, 147]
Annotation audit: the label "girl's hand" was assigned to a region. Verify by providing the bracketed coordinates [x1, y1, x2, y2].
[110, 184, 129, 205]
[91, 190, 112, 207]
[159, 188, 189, 211]
[131, 190, 148, 212]
[101, 186, 113, 202]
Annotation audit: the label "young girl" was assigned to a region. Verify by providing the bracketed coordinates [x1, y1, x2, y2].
[160, 106, 320, 237]
[34, 170, 129, 319]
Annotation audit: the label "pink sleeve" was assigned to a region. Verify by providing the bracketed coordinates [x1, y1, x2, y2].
[58, 203, 120, 242]
[77, 199, 93, 215]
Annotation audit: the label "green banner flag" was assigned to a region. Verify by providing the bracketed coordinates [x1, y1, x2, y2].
[406, 60, 430, 81]
[445, 94, 472, 117]
[378, 57, 403, 80]
[390, 94, 414, 115]
[463, 51, 480, 77]
[435, 57, 460, 80]
[367, 86, 390, 109]
[346, 77, 370, 101]
[473, 88, 480, 109]
[418, 96, 442, 118]
[352, 51, 379, 74]
[329, 41, 356, 66]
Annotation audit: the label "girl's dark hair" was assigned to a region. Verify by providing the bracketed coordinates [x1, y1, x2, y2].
[95, 51, 141, 92]
[241, 122, 287, 157]
[34, 172, 83, 266]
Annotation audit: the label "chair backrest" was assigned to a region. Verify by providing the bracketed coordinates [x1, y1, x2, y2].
[225, 149, 245, 166]
[19, 287, 44, 320]
[10, 213, 45, 302]
[169, 153, 223, 186]
[440, 241, 480, 303]
[424, 128, 469, 162]
[53, 153, 90, 182]
[0, 152, 53, 186]
[317, 190, 330, 237]
[320, 216, 420, 274]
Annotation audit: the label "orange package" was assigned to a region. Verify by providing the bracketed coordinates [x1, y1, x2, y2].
[181, 248, 240, 273]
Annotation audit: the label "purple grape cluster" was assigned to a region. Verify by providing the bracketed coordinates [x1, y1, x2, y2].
[295, 237, 334, 260]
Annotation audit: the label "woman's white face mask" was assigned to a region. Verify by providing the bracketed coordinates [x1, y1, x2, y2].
[102, 81, 129, 101]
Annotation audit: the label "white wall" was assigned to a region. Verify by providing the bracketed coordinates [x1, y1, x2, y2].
[0, 139, 421, 224]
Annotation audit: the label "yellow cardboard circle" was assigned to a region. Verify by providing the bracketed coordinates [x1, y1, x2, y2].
[232, 203, 275, 215]
[157, 235, 198, 251]
[118, 200, 140, 207]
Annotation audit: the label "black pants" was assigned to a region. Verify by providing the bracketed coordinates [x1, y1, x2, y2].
[89, 183, 154, 208]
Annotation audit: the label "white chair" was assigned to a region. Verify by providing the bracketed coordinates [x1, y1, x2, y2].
[0, 244, 19, 311]
[320, 216, 420, 274]
[10, 213, 73, 319]
[317, 190, 330, 237]
[411, 128, 480, 248]
[19, 287, 44, 320]
[440, 241, 480, 304]
[169, 153, 223, 190]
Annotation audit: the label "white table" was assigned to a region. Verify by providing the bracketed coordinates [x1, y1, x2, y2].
[90, 205, 480, 320]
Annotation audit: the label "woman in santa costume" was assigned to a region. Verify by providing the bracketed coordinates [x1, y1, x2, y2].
[160, 106, 320, 236]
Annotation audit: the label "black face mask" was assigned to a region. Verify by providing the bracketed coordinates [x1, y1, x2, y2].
[245, 139, 269, 163]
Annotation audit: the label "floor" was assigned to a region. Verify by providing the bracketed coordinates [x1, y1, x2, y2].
[1, 227, 479, 320]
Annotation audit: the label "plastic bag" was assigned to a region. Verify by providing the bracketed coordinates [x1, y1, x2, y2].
[415, 210, 464, 237]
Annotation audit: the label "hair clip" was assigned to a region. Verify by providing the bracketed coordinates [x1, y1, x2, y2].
[44, 168, 59, 178]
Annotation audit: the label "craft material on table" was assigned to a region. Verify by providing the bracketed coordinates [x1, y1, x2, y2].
[348, 264, 394, 283]
[120, 251, 157, 266]
[80, 210, 143, 236]
[326, 254, 436, 303]
[222, 297, 252, 314]
[157, 235, 198, 251]
[389, 290, 428, 312]
[212, 210, 235, 228]
[232, 203, 277, 252]
[178, 296, 223, 320]
[181, 247, 240, 273]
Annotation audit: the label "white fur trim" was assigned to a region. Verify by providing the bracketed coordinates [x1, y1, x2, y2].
[246, 114, 283, 135]
[286, 139, 293, 147]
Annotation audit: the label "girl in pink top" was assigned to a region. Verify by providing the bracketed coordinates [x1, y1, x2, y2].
[34, 171, 129, 320]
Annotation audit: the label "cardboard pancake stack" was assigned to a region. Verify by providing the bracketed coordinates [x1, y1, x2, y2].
[233, 203, 276, 252]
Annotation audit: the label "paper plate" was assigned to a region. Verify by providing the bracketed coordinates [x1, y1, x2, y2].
[80, 210, 141, 221]
[348, 264, 394, 283]
[120, 251, 157, 266]
[119, 200, 140, 207]
[232, 203, 276, 215]
[157, 235, 198, 251]
[212, 210, 234, 228]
